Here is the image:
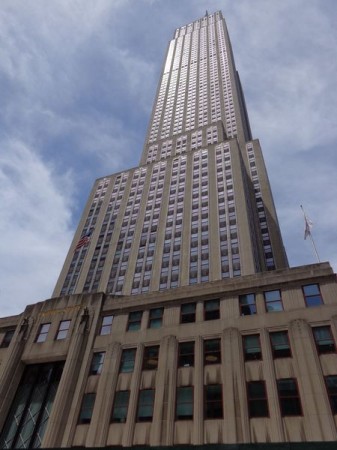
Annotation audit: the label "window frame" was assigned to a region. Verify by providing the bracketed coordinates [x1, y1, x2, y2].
[55, 320, 71, 340]
[78, 393, 96, 424]
[204, 338, 221, 365]
[142, 345, 160, 371]
[247, 381, 269, 418]
[302, 284, 323, 307]
[270, 330, 291, 358]
[277, 378, 302, 417]
[148, 308, 164, 329]
[127, 311, 143, 331]
[264, 290, 283, 313]
[204, 384, 223, 419]
[312, 326, 336, 354]
[239, 293, 256, 316]
[176, 386, 194, 420]
[243, 334, 262, 361]
[111, 390, 130, 423]
[119, 348, 137, 373]
[180, 303, 196, 324]
[99, 315, 113, 335]
[136, 389, 155, 422]
[35, 323, 51, 343]
[204, 299, 220, 321]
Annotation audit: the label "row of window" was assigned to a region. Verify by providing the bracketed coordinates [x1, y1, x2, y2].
[79, 375, 337, 424]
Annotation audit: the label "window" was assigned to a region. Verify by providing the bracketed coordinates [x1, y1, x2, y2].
[55, 320, 71, 340]
[264, 290, 283, 312]
[148, 308, 163, 329]
[178, 342, 194, 367]
[270, 331, 291, 358]
[277, 379, 302, 416]
[137, 389, 155, 422]
[36, 323, 51, 343]
[204, 339, 221, 364]
[303, 284, 323, 307]
[204, 385, 223, 418]
[127, 311, 142, 331]
[143, 346, 159, 370]
[111, 391, 130, 423]
[0, 329, 15, 348]
[100, 315, 113, 335]
[181, 303, 196, 323]
[325, 375, 337, 414]
[90, 352, 105, 375]
[247, 381, 269, 417]
[120, 348, 136, 373]
[204, 299, 220, 320]
[243, 335, 262, 361]
[176, 386, 193, 420]
[313, 326, 335, 354]
[239, 294, 256, 315]
[78, 393, 96, 424]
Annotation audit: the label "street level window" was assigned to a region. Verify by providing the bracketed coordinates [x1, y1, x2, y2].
[247, 381, 269, 417]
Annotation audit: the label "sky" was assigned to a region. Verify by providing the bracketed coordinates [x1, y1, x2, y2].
[1, 0, 336, 317]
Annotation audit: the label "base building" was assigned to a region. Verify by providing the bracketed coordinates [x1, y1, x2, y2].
[1, 11, 337, 449]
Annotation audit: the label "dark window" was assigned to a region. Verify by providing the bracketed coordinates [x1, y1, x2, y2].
[181, 303, 196, 323]
[204, 299, 220, 320]
[55, 320, 71, 340]
[111, 391, 130, 423]
[0, 329, 15, 348]
[270, 331, 291, 358]
[178, 342, 194, 367]
[120, 348, 136, 373]
[137, 389, 155, 422]
[325, 375, 337, 414]
[313, 326, 335, 354]
[264, 290, 283, 312]
[205, 385, 223, 419]
[127, 311, 142, 331]
[100, 315, 113, 335]
[90, 352, 105, 375]
[277, 378, 302, 416]
[79, 393, 96, 424]
[36, 323, 51, 343]
[176, 386, 193, 420]
[247, 381, 269, 417]
[149, 308, 163, 329]
[303, 284, 323, 307]
[239, 293, 256, 315]
[243, 335, 262, 361]
[143, 346, 159, 370]
[204, 339, 221, 365]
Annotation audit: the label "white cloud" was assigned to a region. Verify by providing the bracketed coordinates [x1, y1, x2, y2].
[0, 139, 74, 316]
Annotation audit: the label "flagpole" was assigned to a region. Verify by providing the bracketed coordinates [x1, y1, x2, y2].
[300, 205, 320, 263]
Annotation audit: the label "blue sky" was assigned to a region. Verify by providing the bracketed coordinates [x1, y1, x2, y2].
[1, 0, 336, 317]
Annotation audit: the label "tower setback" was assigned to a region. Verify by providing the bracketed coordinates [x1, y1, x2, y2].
[1, 11, 337, 449]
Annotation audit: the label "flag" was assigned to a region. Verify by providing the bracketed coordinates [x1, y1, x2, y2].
[304, 216, 313, 240]
[74, 231, 91, 251]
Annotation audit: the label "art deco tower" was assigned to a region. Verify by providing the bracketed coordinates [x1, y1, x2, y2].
[53, 10, 287, 299]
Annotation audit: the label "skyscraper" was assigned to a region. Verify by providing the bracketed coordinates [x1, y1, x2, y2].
[53, 10, 287, 300]
[1, 11, 337, 449]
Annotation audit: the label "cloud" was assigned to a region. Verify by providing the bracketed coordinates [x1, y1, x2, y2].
[0, 139, 74, 317]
